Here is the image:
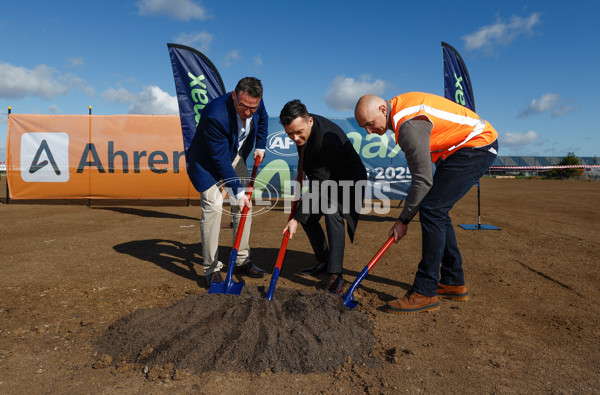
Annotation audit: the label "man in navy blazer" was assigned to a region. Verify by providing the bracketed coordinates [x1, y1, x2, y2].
[186, 77, 268, 286]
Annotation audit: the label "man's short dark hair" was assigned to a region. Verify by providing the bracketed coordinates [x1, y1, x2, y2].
[235, 77, 263, 98]
[279, 99, 310, 126]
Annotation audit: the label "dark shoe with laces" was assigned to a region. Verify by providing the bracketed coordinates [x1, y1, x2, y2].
[299, 261, 327, 277]
[234, 263, 266, 278]
[205, 271, 223, 287]
[327, 274, 343, 294]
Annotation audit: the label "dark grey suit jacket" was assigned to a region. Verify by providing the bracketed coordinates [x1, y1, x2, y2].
[294, 114, 367, 242]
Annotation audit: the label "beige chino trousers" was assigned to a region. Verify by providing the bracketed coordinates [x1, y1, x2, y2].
[200, 154, 252, 275]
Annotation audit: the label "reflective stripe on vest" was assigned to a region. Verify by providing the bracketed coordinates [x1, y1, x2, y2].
[392, 103, 486, 154]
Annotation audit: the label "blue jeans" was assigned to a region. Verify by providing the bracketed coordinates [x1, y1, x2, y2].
[412, 141, 498, 297]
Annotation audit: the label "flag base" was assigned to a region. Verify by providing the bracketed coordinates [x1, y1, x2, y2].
[459, 224, 501, 230]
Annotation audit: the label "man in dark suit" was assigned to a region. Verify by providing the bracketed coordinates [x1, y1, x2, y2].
[280, 99, 367, 294]
[186, 77, 268, 286]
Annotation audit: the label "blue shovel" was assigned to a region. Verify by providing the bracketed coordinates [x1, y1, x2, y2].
[265, 199, 299, 301]
[342, 236, 394, 309]
[208, 156, 260, 295]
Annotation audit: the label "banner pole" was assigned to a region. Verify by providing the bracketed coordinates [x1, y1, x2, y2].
[88, 106, 92, 207]
[187, 179, 191, 207]
[459, 179, 499, 230]
[477, 181, 481, 229]
[442, 41, 498, 231]
[5, 106, 10, 204]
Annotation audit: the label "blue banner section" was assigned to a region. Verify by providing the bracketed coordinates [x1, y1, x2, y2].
[167, 43, 226, 154]
[442, 41, 476, 112]
[248, 117, 410, 200]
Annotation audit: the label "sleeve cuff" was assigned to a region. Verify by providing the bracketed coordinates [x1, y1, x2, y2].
[235, 189, 246, 200]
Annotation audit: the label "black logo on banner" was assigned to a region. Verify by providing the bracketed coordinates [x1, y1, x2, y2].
[29, 139, 61, 175]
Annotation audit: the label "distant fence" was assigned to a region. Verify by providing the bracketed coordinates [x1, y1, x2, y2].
[489, 165, 600, 172]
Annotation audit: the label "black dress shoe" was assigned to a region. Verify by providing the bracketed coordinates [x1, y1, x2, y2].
[205, 271, 223, 286]
[234, 263, 266, 278]
[299, 261, 327, 277]
[327, 273, 343, 294]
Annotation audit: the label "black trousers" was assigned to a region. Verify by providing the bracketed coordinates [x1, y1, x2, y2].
[301, 210, 346, 275]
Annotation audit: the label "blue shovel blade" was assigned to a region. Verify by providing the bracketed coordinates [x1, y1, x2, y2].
[208, 279, 244, 295]
[208, 248, 245, 295]
[342, 293, 360, 310]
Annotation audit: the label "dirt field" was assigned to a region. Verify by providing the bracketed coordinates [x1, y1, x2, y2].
[1, 177, 599, 394]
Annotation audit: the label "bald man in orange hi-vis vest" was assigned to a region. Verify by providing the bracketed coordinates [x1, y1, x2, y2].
[355, 92, 498, 315]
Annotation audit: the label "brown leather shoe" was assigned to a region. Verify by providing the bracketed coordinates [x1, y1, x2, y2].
[385, 290, 440, 315]
[437, 283, 470, 301]
[234, 263, 266, 278]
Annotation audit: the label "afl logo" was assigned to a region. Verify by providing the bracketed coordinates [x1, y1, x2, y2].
[266, 130, 297, 157]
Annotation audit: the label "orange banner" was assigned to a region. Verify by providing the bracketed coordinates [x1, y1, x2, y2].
[7, 114, 196, 200]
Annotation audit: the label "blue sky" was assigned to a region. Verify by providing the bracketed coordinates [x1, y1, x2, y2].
[1, 1, 599, 163]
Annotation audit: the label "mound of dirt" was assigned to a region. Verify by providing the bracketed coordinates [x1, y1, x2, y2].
[95, 286, 374, 374]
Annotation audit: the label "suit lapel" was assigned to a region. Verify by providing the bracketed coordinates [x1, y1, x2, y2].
[226, 95, 239, 155]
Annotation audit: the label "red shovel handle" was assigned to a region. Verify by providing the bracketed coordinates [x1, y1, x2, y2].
[342, 235, 395, 308]
[367, 236, 395, 271]
[232, 156, 261, 250]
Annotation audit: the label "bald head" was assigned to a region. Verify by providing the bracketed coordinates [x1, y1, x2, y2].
[354, 95, 389, 135]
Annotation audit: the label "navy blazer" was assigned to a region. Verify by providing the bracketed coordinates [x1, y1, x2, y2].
[186, 92, 268, 195]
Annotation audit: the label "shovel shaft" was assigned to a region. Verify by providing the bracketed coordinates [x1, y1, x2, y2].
[343, 236, 394, 308]
[274, 230, 291, 270]
[265, 267, 280, 301]
[265, 181, 302, 300]
[225, 248, 238, 291]
[210, 156, 260, 295]
[366, 236, 395, 271]
[231, 156, 261, 251]
[272, 198, 298, 272]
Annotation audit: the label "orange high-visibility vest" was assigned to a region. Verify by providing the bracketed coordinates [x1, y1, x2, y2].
[390, 92, 498, 162]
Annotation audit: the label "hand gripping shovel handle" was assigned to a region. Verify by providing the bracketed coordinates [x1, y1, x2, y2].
[209, 156, 261, 295]
[342, 235, 395, 309]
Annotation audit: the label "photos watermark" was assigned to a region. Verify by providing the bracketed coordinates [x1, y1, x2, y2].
[213, 177, 281, 217]
[210, 178, 394, 217]
[282, 180, 392, 215]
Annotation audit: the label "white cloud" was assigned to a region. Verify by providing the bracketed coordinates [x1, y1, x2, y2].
[67, 57, 84, 68]
[0, 63, 73, 99]
[101, 87, 137, 103]
[462, 12, 542, 53]
[324, 75, 387, 112]
[501, 130, 540, 147]
[137, 0, 208, 21]
[173, 31, 213, 52]
[101, 85, 178, 115]
[223, 50, 240, 68]
[83, 85, 96, 98]
[551, 105, 576, 118]
[254, 55, 263, 68]
[48, 104, 60, 114]
[518, 93, 575, 118]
